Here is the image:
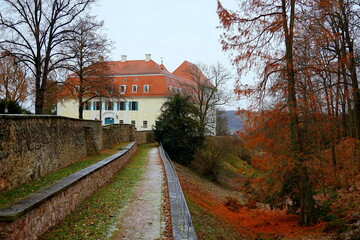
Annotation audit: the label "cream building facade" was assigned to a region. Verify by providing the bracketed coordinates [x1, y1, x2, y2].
[57, 54, 196, 130]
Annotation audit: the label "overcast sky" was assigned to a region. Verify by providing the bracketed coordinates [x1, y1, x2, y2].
[90, 0, 245, 110]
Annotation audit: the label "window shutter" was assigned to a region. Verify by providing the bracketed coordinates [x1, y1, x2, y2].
[135, 101, 138, 111]
[124, 102, 126, 110]
[129, 101, 132, 110]
[105, 102, 108, 110]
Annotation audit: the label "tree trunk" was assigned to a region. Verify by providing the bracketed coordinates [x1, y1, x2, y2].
[281, 0, 317, 226]
[339, 0, 360, 140]
[78, 96, 83, 119]
[35, 76, 44, 114]
[298, 166, 318, 226]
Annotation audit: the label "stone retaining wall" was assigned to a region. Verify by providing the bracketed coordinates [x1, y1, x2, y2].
[135, 130, 149, 145]
[0, 115, 154, 192]
[0, 115, 102, 191]
[102, 124, 152, 147]
[159, 144, 197, 239]
[102, 124, 136, 149]
[0, 142, 137, 240]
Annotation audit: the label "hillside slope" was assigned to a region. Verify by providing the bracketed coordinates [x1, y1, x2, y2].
[175, 163, 328, 240]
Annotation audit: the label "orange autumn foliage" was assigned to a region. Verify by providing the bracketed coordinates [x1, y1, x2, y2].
[178, 166, 327, 239]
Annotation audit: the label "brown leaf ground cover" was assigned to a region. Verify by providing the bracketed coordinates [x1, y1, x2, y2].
[175, 163, 329, 240]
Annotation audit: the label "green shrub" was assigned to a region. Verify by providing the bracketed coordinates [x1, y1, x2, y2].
[323, 217, 349, 233]
[154, 94, 204, 165]
[192, 140, 224, 181]
[322, 213, 339, 222]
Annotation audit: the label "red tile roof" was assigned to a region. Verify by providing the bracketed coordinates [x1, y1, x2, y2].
[64, 58, 206, 98]
[105, 60, 172, 76]
[173, 60, 214, 88]
[172, 60, 194, 80]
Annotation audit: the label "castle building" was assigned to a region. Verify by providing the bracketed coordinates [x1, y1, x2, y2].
[57, 54, 211, 132]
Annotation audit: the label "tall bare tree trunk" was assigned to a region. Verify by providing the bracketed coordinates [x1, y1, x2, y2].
[282, 0, 317, 226]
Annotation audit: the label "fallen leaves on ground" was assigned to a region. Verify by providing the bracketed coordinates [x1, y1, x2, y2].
[175, 163, 328, 240]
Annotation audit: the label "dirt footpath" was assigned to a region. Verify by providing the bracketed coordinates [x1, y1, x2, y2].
[111, 147, 165, 240]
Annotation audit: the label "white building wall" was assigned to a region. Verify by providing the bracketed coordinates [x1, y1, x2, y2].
[57, 97, 166, 130]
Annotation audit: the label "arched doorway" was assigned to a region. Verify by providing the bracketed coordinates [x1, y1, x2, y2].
[105, 117, 114, 125]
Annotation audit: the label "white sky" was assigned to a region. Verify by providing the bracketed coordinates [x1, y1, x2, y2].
[90, 0, 247, 110]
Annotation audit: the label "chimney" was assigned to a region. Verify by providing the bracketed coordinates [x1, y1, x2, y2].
[145, 54, 151, 62]
[121, 55, 127, 62]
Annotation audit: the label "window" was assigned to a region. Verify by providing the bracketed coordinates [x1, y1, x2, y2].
[132, 85, 138, 92]
[93, 101, 101, 110]
[129, 101, 138, 111]
[119, 85, 126, 94]
[143, 120, 148, 128]
[123, 78, 127, 82]
[119, 120, 124, 124]
[75, 85, 80, 92]
[134, 78, 138, 82]
[83, 102, 91, 110]
[143, 85, 150, 93]
[107, 85, 114, 95]
[105, 101, 114, 110]
[131, 120, 136, 126]
[117, 101, 126, 111]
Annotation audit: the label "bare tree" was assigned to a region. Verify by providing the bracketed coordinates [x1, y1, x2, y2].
[0, 0, 95, 114]
[63, 16, 115, 119]
[179, 62, 232, 135]
[0, 52, 29, 103]
[216, 108, 230, 136]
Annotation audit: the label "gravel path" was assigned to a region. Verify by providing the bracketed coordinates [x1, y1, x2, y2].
[111, 147, 165, 240]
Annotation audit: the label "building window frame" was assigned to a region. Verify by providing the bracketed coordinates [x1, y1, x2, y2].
[132, 85, 138, 92]
[105, 101, 114, 111]
[94, 101, 101, 110]
[143, 120, 148, 128]
[117, 101, 126, 111]
[107, 85, 114, 95]
[83, 101, 91, 110]
[143, 84, 150, 93]
[119, 85, 126, 94]
[129, 101, 138, 111]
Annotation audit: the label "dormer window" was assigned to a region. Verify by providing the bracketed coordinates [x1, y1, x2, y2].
[120, 85, 126, 94]
[144, 85, 150, 93]
[107, 85, 114, 95]
[132, 85, 138, 92]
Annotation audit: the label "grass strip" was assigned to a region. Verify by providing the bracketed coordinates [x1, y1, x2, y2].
[41, 143, 154, 240]
[0, 143, 130, 208]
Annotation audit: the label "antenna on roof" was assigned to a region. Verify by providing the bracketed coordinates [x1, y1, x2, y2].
[160, 57, 164, 64]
